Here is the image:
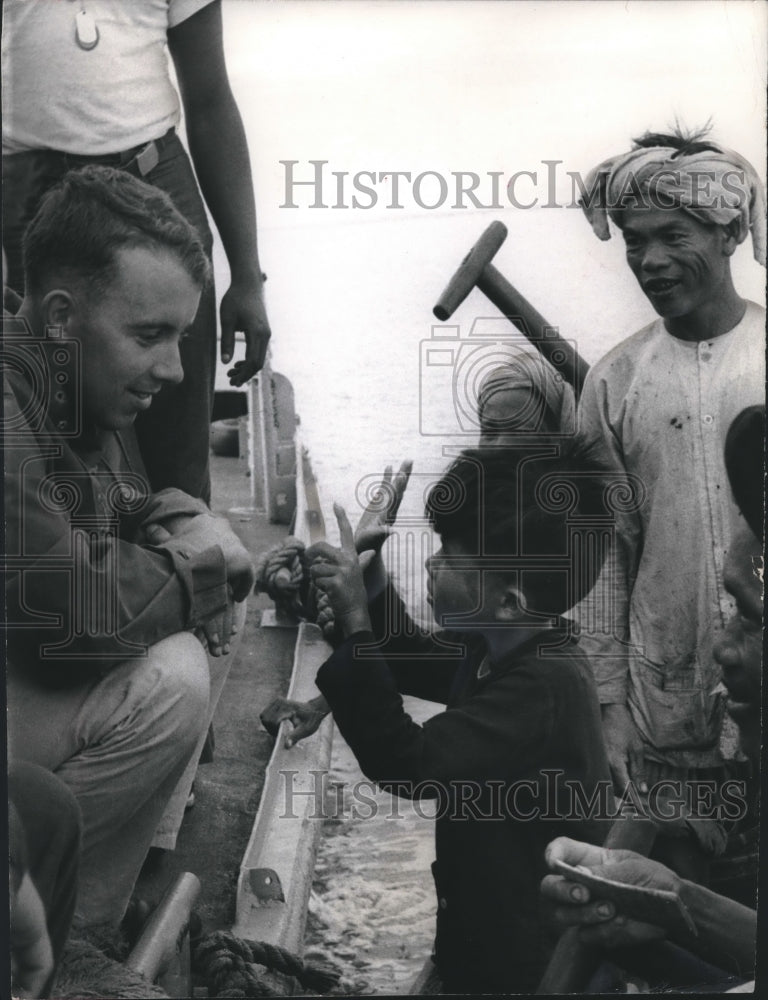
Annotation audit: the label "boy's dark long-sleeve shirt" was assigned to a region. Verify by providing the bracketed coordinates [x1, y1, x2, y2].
[317, 584, 612, 994]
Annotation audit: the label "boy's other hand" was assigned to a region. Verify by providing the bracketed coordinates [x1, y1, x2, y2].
[355, 460, 413, 554]
[307, 505, 374, 638]
[260, 695, 330, 748]
[601, 704, 648, 795]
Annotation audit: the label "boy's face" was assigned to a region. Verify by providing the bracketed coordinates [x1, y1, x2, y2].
[426, 537, 500, 627]
[621, 207, 732, 320]
[66, 245, 201, 430]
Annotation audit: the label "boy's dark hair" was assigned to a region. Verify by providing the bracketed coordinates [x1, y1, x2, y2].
[426, 444, 620, 616]
[22, 165, 211, 298]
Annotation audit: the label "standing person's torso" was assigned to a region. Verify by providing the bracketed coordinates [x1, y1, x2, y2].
[2, 0, 210, 155]
[586, 302, 765, 761]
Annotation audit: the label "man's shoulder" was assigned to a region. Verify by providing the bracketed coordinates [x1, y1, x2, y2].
[589, 318, 664, 380]
[738, 300, 766, 339]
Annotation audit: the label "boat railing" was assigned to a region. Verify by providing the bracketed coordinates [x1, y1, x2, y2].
[234, 387, 335, 952]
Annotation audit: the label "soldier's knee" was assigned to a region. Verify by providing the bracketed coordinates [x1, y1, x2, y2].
[146, 632, 210, 751]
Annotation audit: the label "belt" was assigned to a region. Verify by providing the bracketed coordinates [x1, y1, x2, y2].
[61, 127, 177, 177]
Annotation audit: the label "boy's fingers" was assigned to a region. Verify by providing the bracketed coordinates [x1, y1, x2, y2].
[305, 540, 341, 562]
[334, 503, 356, 551]
[359, 549, 376, 571]
[310, 562, 338, 580]
[396, 459, 413, 487]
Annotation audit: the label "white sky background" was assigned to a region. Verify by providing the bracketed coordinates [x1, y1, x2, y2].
[223, 0, 766, 226]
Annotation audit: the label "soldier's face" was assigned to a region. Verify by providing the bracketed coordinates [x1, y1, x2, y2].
[66, 245, 200, 430]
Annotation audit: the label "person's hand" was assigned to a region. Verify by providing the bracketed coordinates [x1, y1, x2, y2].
[541, 837, 679, 948]
[148, 513, 255, 602]
[11, 872, 54, 998]
[143, 515, 194, 546]
[306, 505, 375, 638]
[601, 703, 647, 796]
[221, 278, 271, 386]
[260, 695, 330, 748]
[196, 595, 243, 656]
[354, 461, 413, 554]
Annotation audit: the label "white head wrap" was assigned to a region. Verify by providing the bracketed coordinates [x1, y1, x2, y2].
[478, 353, 576, 438]
[581, 141, 766, 266]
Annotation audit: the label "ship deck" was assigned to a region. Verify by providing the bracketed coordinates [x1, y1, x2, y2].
[135, 451, 295, 934]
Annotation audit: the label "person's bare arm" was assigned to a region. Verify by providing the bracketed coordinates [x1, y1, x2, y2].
[168, 0, 271, 383]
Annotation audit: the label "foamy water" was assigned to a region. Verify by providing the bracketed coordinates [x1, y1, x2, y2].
[303, 699, 441, 995]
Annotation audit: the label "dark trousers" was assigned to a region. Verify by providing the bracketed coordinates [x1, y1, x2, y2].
[2, 131, 216, 502]
[9, 762, 82, 997]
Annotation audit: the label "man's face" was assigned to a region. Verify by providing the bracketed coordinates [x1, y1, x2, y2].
[68, 245, 201, 430]
[713, 526, 763, 761]
[621, 207, 732, 320]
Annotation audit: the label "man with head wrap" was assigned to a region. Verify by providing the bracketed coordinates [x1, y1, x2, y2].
[575, 129, 765, 882]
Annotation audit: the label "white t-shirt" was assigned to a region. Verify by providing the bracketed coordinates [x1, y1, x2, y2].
[2, 0, 214, 155]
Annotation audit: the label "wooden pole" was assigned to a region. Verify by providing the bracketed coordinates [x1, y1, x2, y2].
[433, 221, 590, 399]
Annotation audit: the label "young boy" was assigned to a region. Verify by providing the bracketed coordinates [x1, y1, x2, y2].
[271, 449, 615, 993]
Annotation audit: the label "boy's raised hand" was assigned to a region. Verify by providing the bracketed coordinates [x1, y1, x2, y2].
[354, 460, 413, 554]
[307, 504, 375, 639]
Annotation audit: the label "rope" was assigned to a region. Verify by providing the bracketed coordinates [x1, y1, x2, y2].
[254, 537, 308, 618]
[193, 929, 340, 996]
[254, 537, 339, 640]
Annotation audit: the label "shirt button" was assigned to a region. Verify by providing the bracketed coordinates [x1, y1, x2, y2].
[700, 351, 711, 362]
[439, 897, 448, 910]
[703, 414, 714, 425]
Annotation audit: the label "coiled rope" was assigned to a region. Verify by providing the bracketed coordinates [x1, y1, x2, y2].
[254, 538, 337, 640]
[193, 929, 340, 997]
